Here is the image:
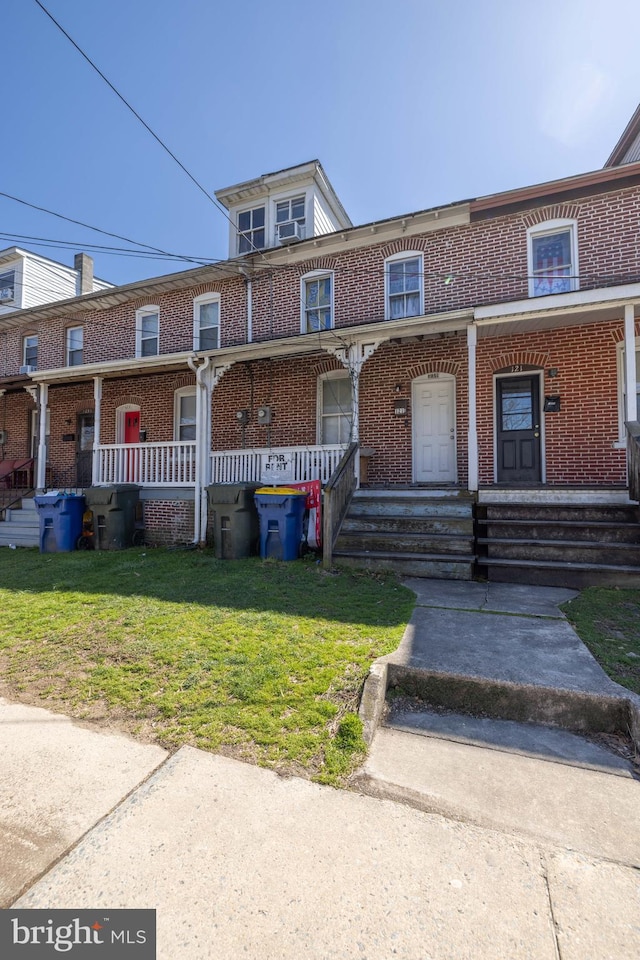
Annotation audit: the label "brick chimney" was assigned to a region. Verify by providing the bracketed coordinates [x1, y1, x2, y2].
[74, 253, 94, 295]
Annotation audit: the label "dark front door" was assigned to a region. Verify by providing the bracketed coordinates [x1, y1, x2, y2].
[496, 376, 541, 483]
[76, 412, 94, 487]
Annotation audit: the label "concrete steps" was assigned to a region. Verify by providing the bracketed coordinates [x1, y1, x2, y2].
[476, 498, 640, 588]
[0, 497, 39, 548]
[333, 489, 476, 579]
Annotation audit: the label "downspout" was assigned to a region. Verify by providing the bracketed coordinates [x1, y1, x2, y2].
[187, 355, 211, 545]
[246, 277, 253, 343]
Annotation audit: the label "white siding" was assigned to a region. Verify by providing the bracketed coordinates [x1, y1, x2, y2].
[622, 131, 640, 164]
[312, 188, 341, 237]
[22, 254, 77, 309]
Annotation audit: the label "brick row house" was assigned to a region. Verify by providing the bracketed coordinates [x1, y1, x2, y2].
[1, 139, 640, 583]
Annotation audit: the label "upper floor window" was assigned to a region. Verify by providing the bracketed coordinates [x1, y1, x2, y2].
[0, 270, 15, 306]
[385, 253, 423, 320]
[302, 272, 333, 332]
[136, 306, 159, 357]
[238, 206, 265, 254]
[528, 220, 578, 297]
[174, 387, 197, 441]
[193, 294, 220, 350]
[66, 326, 83, 366]
[23, 334, 38, 369]
[276, 196, 305, 243]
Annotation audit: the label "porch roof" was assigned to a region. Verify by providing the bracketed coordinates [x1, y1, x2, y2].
[474, 281, 640, 338]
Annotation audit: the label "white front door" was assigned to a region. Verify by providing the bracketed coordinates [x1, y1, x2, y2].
[412, 376, 456, 482]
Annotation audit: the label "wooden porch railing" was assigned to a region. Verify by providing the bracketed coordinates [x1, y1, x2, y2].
[322, 442, 358, 570]
[210, 444, 346, 485]
[96, 442, 196, 486]
[626, 421, 640, 503]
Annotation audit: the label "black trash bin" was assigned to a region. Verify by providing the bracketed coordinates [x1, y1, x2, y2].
[206, 483, 260, 559]
[84, 485, 140, 549]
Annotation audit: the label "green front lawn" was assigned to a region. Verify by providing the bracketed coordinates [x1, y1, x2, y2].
[0, 549, 414, 783]
[562, 587, 640, 696]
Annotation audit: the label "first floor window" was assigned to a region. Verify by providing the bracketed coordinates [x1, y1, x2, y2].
[386, 255, 423, 320]
[23, 334, 38, 368]
[136, 307, 159, 357]
[194, 295, 220, 350]
[66, 326, 83, 366]
[319, 374, 352, 444]
[175, 389, 197, 441]
[238, 206, 265, 254]
[528, 221, 578, 297]
[303, 274, 332, 332]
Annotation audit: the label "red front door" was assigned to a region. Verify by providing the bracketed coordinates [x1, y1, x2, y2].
[124, 411, 140, 481]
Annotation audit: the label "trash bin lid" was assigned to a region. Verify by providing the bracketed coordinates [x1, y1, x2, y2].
[254, 487, 307, 496]
[207, 483, 260, 504]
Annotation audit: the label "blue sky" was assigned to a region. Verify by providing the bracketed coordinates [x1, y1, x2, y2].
[3, 0, 640, 286]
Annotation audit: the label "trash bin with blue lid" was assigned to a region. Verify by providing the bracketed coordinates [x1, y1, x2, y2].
[254, 487, 307, 561]
[34, 493, 86, 553]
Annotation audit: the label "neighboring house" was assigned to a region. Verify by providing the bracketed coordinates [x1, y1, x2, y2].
[1, 141, 639, 583]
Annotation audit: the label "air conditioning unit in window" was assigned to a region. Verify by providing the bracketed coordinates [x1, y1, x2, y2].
[277, 221, 303, 244]
[0, 288, 14, 303]
[19, 365, 36, 375]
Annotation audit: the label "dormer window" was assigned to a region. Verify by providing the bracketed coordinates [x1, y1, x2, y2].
[0, 270, 15, 305]
[276, 196, 305, 243]
[238, 206, 265, 254]
[528, 220, 578, 297]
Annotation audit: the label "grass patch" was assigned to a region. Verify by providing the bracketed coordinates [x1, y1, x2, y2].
[0, 549, 413, 784]
[562, 587, 640, 696]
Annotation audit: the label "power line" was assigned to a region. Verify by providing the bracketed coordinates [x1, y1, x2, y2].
[33, 0, 269, 261]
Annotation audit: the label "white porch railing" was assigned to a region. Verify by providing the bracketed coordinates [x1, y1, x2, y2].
[96, 442, 197, 486]
[210, 445, 347, 484]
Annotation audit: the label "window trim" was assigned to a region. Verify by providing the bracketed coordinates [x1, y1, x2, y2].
[527, 219, 579, 298]
[300, 270, 334, 334]
[23, 333, 38, 368]
[193, 293, 220, 351]
[174, 387, 197, 442]
[237, 203, 266, 255]
[66, 325, 83, 367]
[616, 337, 640, 445]
[384, 251, 424, 321]
[135, 305, 160, 358]
[316, 370, 353, 445]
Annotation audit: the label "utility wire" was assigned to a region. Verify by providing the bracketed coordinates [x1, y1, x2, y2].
[33, 0, 269, 261]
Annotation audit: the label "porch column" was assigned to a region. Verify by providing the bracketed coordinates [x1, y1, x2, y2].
[92, 377, 103, 485]
[467, 324, 479, 491]
[328, 340, 383, 484]
[188, 358, 232, 546]
[624, 304, 637, 424]
[36, 382, 49, 489]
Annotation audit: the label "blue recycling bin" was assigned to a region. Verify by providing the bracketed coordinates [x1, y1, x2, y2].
[34, 493, 86, 553]
[254, 488, 307, 561]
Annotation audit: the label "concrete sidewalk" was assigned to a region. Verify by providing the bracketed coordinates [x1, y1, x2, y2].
[1, 579, 639, 958]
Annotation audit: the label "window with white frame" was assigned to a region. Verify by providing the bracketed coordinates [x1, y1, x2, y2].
[618, 340, 640, 440]
[318, 372, 352, 445]
[275, 196, 305, 243]
[23, 334, 38, 369]
[302, 272, 333, 332]
[174, 388, 197, 441]
[238, 206, 265, 254]
[193, 294, 220, 350]
[385, 253, 423, 320]
[0, 270, 16, 305]
[135, 306, 159, 357]
[66, 326, 83, 366]
[527, 220, 578, 297]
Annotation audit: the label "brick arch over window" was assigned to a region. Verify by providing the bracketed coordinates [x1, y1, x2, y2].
[111, 394, 144, 409]
[408, 360, 460, 380]
[311, 357, 346, 377]
[191, 283, 226, 298]
[75, 406, 94, 416]
[522, 203, 581, 229]
[489, 352, 549, 373]
[612, 320, 640, 343]
[172, 374, 196, 390]
[379, 238, 427, 259]
[296, 257, 338, 275]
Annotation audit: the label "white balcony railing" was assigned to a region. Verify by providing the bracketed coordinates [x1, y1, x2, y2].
[210, 445, 346, 485]
[96, 441, 196, 486]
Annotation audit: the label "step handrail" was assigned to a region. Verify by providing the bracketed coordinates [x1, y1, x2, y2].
[626, 421, 640, 503]
[322, 442, 358, 570]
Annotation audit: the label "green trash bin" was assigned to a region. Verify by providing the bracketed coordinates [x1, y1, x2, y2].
[206, 483, 260, 559]
[84, 485, 140, 549]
